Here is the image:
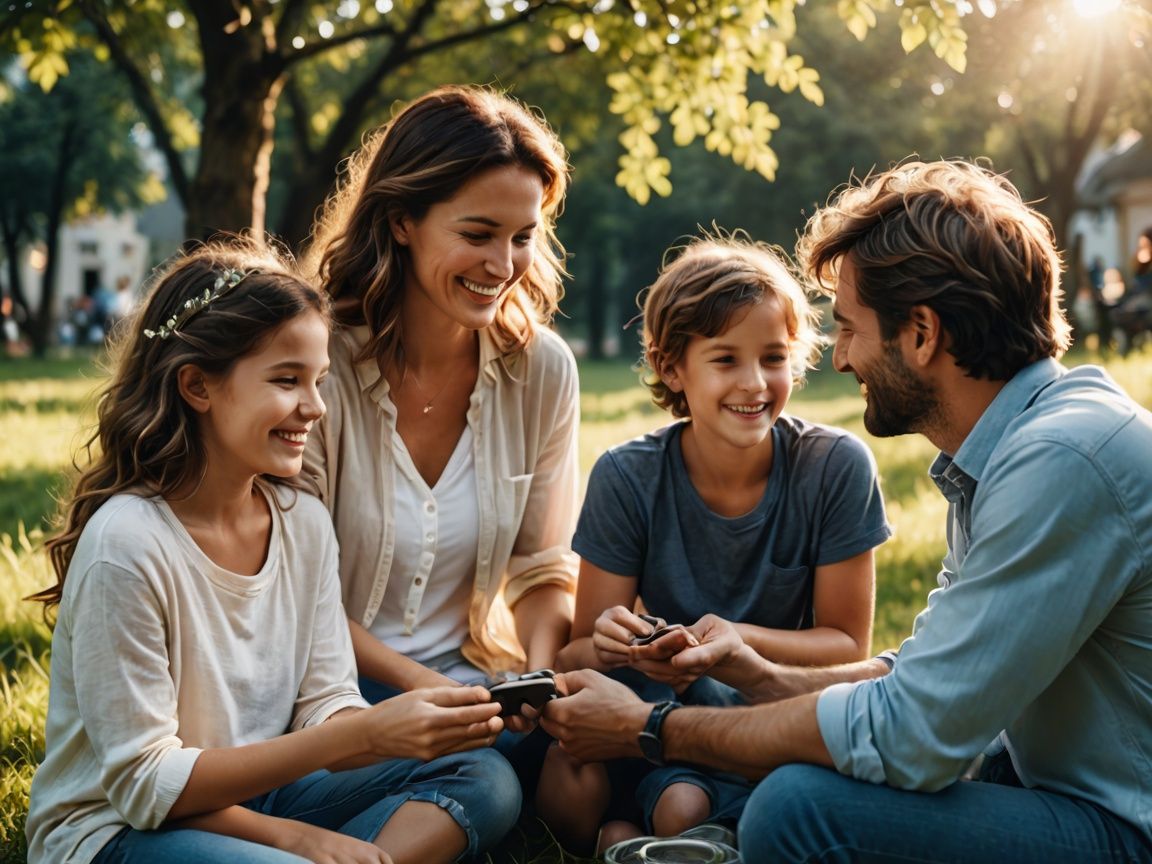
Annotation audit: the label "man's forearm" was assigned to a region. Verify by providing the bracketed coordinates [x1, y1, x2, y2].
[662, 693, 832, 780]
[721, 654, 891, 704]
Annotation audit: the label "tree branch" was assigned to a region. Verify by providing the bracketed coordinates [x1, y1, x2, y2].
[275, 0, 312, 48]
[284, 76, 318, 162]
[283, 0, 589, 67]
[76, 0, 191, 205]
[284, 18, 401, 64]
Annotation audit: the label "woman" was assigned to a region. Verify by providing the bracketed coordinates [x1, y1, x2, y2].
[302, 85, 579, 707]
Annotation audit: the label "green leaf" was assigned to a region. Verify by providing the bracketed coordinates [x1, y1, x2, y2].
[900, 21, 927, 53]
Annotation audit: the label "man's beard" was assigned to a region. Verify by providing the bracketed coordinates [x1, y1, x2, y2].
[861, 341, 941, 438]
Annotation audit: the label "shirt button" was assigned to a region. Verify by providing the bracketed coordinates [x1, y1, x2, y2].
[426, 532, 434, 542]
[414, 577, 423, 586]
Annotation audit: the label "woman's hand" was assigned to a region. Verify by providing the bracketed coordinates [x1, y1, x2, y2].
[361, 686, 503, 761]
[277, 820, 394, 864]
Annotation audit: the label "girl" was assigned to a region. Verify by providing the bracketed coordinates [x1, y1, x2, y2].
[25, 242, 519, 864]
[539, 234, 891, 853]
[301, 86, 579, 703]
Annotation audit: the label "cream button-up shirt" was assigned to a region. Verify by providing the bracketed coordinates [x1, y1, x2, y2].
[303, 323, 580, 675]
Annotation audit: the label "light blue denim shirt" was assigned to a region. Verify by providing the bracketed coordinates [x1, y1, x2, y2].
[818, 358, 1152, 838]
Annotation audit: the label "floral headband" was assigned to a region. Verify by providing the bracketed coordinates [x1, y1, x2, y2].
[144, 268, 254, 340]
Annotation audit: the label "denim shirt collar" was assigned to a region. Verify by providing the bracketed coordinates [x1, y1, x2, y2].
[929, 358, 1066, 500]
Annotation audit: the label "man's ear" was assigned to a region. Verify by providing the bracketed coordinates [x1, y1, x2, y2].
[906, 304, 943, 366]
[177, 364, 212, 414]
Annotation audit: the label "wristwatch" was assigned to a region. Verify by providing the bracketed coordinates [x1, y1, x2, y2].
[638, 700, 682, 766]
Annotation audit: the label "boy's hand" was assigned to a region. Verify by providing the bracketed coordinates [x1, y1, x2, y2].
[592, 606, 663, 667]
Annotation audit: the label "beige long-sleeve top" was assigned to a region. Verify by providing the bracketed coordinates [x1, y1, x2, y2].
[26, 485, 367, 864]
[302, 324, 580, 676]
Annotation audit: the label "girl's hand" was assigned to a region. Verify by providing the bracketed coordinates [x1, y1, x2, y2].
[363, 686, 503, 761]
[592, 606, 661, 668]
[277, 821, 394, 863]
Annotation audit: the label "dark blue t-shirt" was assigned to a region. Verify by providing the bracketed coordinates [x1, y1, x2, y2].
[573, 417, 891, 630]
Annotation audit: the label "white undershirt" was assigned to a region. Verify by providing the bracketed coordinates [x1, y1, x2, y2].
[371, 424, 478, 664]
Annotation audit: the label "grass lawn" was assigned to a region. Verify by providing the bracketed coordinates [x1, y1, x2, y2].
[2, 346, 1151, 862]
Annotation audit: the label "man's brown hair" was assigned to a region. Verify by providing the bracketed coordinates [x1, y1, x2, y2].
[798, 160, 1071, 381]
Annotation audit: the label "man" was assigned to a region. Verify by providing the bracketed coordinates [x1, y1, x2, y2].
[541, 161, 1152, 862]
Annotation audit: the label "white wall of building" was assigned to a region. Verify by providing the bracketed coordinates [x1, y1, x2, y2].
[18, 212, 149, 319]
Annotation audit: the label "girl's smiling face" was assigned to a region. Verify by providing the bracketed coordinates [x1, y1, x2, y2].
[198, 310, 330, 480]
[663, 297, 794, 452]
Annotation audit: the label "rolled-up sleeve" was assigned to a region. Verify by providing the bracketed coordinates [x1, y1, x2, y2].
[503, 337, 580, 608]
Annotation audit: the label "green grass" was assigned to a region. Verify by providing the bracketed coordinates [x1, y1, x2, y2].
[3, 347, 1152, 862]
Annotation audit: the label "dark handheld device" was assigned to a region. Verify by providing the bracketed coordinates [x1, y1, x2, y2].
[631, 614, 684, 646]
[488, 669, 558, 717]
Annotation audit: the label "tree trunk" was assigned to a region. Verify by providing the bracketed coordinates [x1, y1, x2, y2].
[275, 163, 340, 251]
[30, 120, 79, 356]
[584, 252, 607, 360]
[0, 216, 27, 346]
[184, 12, 284, 241]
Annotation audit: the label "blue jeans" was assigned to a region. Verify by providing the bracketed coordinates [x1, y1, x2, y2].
[606, 668, 750, 829]
[737, 763, 1152, 863]
[93, 751, 520, 863]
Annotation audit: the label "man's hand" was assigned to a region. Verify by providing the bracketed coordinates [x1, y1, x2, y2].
[540, 669, 651, 763]
[363, 686, 503, 761]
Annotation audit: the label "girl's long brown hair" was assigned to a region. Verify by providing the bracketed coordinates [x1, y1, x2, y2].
[31, 240, 329, 608]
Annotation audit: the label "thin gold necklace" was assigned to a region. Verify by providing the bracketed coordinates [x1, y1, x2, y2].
[403, 366, 453, 414]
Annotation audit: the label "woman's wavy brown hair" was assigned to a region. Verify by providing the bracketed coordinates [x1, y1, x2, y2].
[797, 160, 1071, 381]
[31, 239, 329, 608]
[640, 232, 825, 418]
[302, 85, 570, 371]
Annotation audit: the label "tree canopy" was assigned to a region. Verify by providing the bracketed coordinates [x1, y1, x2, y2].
[0, 52, 162, 354]
[2, 0, 969, 243]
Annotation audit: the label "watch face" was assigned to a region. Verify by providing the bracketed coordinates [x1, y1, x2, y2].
[639, 701, 679, 766]
[638, 731, 664, 765]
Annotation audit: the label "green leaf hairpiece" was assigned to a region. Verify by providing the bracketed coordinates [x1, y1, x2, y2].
[144, 268, 253, 340]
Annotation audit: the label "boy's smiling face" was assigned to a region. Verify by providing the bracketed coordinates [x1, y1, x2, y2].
[662, 296, 794, 452]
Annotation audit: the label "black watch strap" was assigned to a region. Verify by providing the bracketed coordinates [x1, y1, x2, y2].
[638, 700, 682, 766]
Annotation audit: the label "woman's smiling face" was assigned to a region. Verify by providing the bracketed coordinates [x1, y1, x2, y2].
[391, 164, 545, 334]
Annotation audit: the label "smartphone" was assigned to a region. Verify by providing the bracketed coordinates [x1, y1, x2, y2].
[488, 673, 558, 717]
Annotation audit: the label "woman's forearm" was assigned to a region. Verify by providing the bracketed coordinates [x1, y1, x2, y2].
[348, 617, 455, 690]
[513, 584, 573, 670]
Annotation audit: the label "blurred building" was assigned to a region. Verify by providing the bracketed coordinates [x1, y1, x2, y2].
[19, 212, 149, 318]
[1072, 131, 1152, 274]
[15, 194, 186, 327]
